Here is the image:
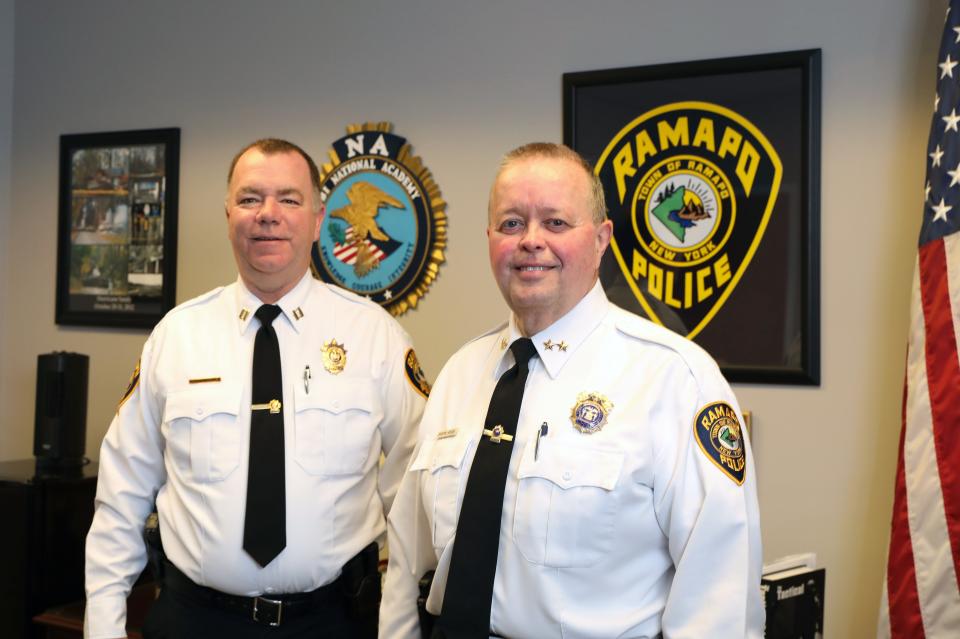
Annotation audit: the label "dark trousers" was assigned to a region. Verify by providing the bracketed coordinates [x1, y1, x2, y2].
[142, 584, 374, 639]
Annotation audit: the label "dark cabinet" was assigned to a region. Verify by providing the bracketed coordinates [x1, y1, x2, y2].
[0, 460, 97, 639]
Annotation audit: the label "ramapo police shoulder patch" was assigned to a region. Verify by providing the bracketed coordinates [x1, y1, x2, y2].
[594, 101, 782, 339]
[312, 122, 447, 316]
[404, 348, 431, 399]
[694, 401, 746, 485]
[117, 359, 140, 413]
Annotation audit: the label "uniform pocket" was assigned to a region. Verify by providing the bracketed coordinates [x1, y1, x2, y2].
[513, 439, 624, 567]
[164, 385, 242, 482]
[293, 379, 381, 476]
[410, 434, 474, 552]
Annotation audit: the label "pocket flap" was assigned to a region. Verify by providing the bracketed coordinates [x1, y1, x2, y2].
[164, 385, 240, 422]
[295, 378, 376, 414]
[409, 432, 473, 473]
[518, 441, 623, 490]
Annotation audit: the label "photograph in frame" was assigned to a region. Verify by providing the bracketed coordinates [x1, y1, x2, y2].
[56, 128, 180, 329]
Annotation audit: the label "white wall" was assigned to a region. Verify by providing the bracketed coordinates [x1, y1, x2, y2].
[4, 1, 944, 635]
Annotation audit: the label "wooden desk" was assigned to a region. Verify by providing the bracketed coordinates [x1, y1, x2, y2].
[33, 582, 156, 639]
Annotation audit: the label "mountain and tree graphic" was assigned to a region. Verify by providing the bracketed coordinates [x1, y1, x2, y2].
[652, 183, 711, 243]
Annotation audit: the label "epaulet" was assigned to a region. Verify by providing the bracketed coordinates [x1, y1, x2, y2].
[162, 286, 226, 319]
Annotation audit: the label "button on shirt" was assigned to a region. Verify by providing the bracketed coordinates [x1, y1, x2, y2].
[85, 272, 425, 639]
[380, 282, 763, 639]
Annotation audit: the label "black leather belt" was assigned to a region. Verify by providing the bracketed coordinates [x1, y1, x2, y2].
[162, 560, 343, 626]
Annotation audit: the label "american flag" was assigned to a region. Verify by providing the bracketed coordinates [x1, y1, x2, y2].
[879, 1, 960, 636]
[332, 225, 388, 265]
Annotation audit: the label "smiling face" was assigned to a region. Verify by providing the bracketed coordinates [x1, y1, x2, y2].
[488, 155, 612, 335]
[226, 149, 323, 303]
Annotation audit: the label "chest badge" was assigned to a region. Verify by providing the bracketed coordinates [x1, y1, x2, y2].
[570, 392, 614, 434]
[322, 339, 347, 374]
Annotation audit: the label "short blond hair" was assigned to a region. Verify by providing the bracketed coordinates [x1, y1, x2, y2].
[494, 142, 607, 223]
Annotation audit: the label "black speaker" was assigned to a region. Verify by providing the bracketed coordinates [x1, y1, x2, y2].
[34, 352, 89, 469]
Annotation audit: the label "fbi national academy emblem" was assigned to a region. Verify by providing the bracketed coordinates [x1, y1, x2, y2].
[312, 123, 447, 316]
[595, 102, 782, 338]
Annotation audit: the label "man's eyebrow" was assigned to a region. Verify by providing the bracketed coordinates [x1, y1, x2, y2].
[233, 186, 305, 199]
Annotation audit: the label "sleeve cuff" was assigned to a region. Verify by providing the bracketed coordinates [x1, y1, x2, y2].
[83, 594, 128, 639]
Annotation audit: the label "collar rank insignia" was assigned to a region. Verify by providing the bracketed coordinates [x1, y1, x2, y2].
[322, 339, 347, 374]
[694, 401, 746, 485]
[570, 392, 613, 434]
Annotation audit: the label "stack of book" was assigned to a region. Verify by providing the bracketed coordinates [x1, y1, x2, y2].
[761, 553, 825, 639]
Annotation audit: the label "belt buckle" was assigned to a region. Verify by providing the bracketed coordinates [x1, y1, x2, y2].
[252, 596, 283, 626]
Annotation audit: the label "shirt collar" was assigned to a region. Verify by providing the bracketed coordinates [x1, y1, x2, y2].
[493, 280, 610, 379]
[233, 271, 314, 335]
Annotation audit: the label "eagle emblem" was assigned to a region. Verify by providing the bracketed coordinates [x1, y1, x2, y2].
[329, 182, 405, 276]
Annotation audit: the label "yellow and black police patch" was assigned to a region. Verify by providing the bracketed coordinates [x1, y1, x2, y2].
[694, 401, 746, 485]
[404, 348, 431, 399]
[594, 101, 782, 339]
[117, 359, 140, 412]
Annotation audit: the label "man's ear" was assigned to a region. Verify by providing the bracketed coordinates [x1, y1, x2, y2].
[313, 203, 325, 242]
[596, 219, 613, 256]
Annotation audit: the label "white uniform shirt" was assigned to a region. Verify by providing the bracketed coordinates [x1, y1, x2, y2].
[381, 282, 763, 639]
[85, 272, 426, 639]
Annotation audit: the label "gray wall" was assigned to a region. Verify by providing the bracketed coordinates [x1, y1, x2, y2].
[2, 1, 944, 635]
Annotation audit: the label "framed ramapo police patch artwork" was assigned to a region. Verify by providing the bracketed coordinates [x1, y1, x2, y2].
[564, 50, 821, 384]
[312, 122, 447, 316]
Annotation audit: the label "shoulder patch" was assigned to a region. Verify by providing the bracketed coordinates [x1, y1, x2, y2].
[693, 401, 745, 485]
[117, 359, 141, 413]
[404, 348, 431, 399]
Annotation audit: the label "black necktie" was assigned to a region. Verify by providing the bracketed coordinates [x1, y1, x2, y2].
[435, 338, 538, 639]
[243, 304, 286, 566]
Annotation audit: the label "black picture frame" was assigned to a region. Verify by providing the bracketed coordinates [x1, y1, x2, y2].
[56, 128, 180, 329]
[564, 49, 821, 385]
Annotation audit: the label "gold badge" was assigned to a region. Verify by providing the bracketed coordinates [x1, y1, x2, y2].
[322, 339, 347, 374]
[570, 392, 614, 434]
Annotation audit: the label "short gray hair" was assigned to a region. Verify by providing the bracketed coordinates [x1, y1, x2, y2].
[494, 142, 607, 223]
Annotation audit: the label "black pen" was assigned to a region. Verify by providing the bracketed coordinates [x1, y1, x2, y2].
[535, 422, 548, 460]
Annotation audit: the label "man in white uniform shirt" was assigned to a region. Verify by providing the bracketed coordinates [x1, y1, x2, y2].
[84, 139, 427, 638]
[380, 143, 763, 639]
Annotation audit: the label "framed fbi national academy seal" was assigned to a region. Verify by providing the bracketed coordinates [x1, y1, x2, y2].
[564, 50, 821, 385]
[312, 122, 447, 316]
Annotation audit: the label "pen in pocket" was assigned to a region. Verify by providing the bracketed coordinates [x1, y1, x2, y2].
[535, 422, 548, 460]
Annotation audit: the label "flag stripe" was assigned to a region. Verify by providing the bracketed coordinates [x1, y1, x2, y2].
[887, 367, 924, 638]
[920, 238, 960, 592]
[903, 261, 958, 634]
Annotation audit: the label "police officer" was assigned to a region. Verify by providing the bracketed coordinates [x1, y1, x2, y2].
[379, 143, 763, 638]
[84, 139, 426, 638]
